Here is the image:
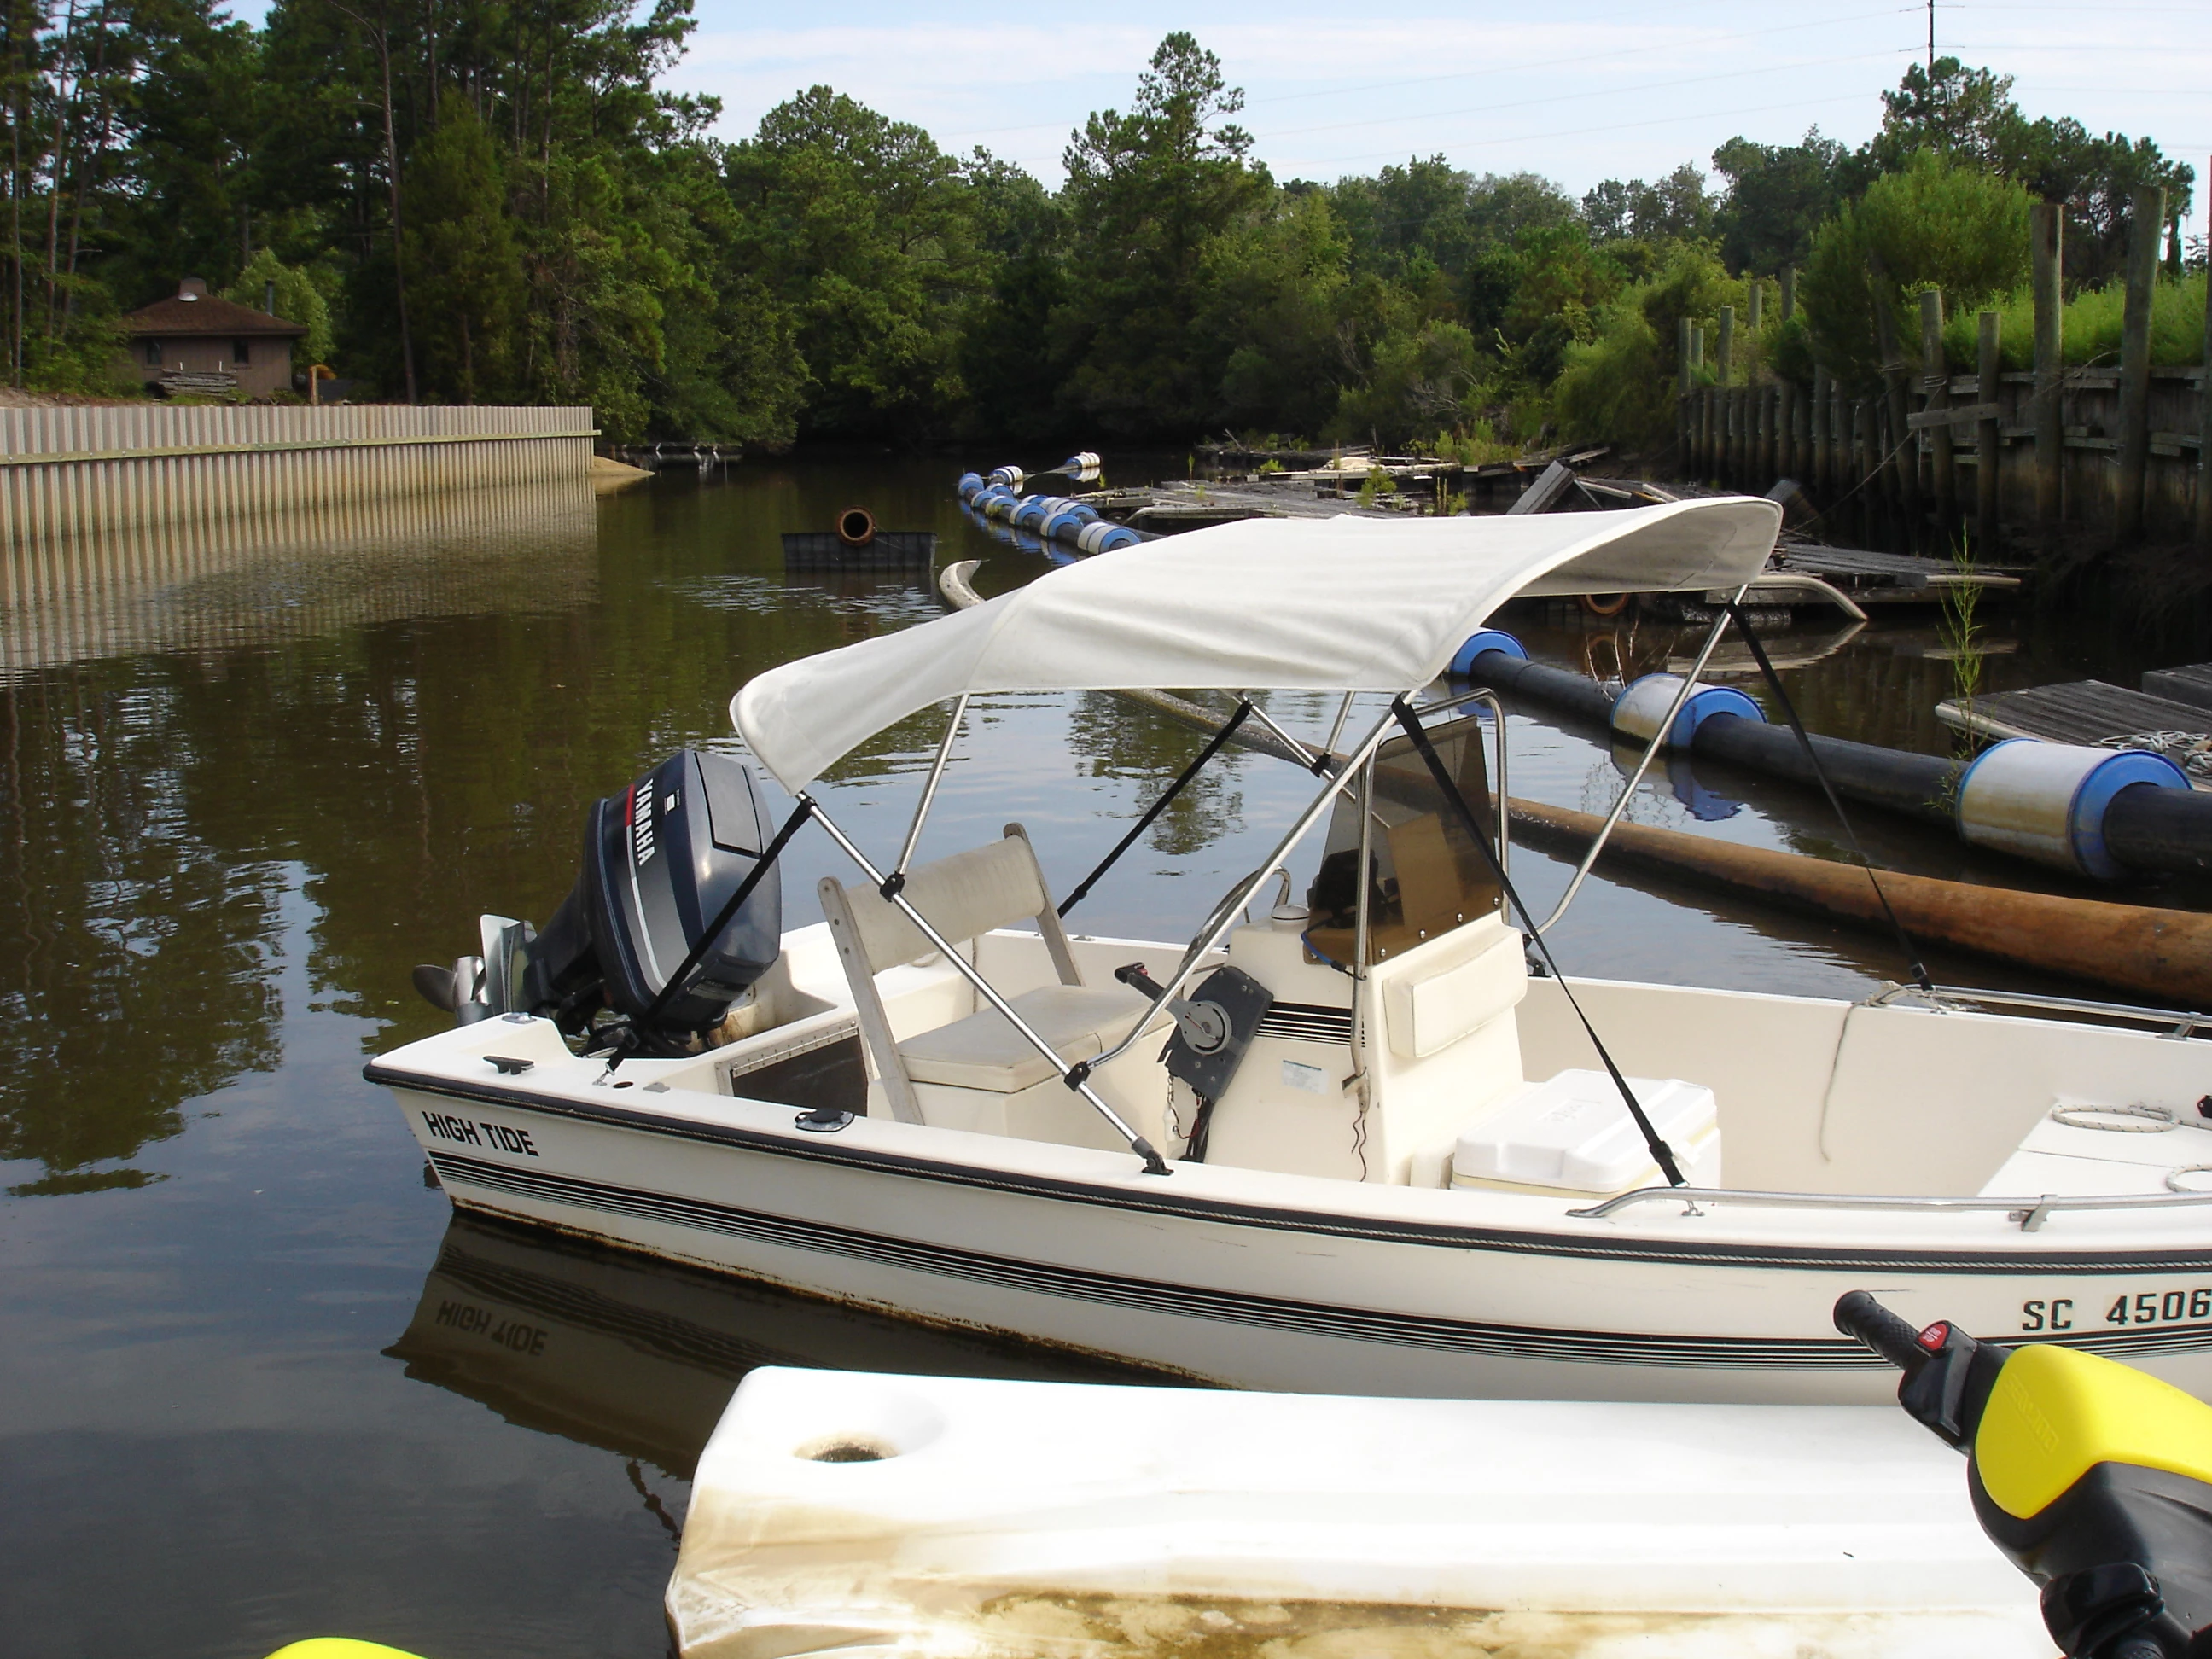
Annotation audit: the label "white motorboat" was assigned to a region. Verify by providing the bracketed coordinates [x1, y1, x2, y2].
[370, 499, 2212, 1404]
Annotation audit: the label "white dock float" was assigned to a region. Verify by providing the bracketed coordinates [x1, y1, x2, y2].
[667, 1367, 2046, 1658]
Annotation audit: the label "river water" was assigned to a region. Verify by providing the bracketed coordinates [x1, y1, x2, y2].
[3, 455, 2206, 1659]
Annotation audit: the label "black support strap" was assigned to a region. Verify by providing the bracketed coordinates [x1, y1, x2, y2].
[1388, 698, 1686, 1186]
[1720, 602, 1933, 993]
[1059, 701, 1254, 918]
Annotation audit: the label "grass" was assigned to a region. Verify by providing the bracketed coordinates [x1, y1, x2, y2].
[1940, 269, 2207, 370]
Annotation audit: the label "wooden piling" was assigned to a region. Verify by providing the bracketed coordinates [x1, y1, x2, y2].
[1977, 310, 2002, 556]
[1677, 317, 1693, 461]
[2200, 193, 2212, 546]
[1867, 255, 1917, 526]
[1832, 381, 1849, 503]
[1921, 288, 1956, 541]
[2116, 184, 2164, 543]
[1795, 381, 1812, 484]
[2031, 201, 2064, 538]
[1853, 399, 1871, 518]
[1747, 282, 1763, 383]
[1811, 367, 1831, 494]
[1717, 306, 1734, 385]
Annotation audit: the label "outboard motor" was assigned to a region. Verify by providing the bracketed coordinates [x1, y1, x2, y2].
[422, 750, 783, 1051]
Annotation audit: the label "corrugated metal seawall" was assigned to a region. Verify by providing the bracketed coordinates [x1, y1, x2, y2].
[0, 405, 595, 547]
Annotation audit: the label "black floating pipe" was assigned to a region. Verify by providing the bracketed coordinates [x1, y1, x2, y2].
[1462, 649, 2212, 879]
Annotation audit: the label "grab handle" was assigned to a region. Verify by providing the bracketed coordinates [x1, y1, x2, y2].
[1834, 1290, 1933, 1372]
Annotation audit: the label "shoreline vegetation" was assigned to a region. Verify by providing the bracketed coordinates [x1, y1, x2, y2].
[0, 6, 2194, 457]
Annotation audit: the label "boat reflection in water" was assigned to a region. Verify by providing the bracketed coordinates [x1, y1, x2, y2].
[385, 1213, 1174, 1478]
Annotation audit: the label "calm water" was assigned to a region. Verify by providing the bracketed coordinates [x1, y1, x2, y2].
[3, 456, 2206, 1659]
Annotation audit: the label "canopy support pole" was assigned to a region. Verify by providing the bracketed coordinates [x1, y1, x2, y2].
[1534, 584, 1749, 935]
[1088, 705, 1403, 1074]
[806, 795, 1171, 1177]
[888, 694, 968, 894]
[1237, 695, 1331, 776]
[1059, 701, 1253, 918]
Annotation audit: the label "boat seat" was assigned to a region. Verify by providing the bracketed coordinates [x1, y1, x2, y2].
[901, 982, 1149, 1092]
[819, 824, 1136, 1126]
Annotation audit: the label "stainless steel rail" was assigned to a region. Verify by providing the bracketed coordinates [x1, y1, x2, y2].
[1568, 1183, 2212, 1227]
[1866, 981, 2212, 1040]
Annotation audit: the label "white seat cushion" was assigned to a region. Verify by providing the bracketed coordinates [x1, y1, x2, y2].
[900, 984, 1148, 1093]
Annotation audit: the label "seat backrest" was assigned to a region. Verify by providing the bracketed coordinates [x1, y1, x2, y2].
[834, 834, 1054, 973]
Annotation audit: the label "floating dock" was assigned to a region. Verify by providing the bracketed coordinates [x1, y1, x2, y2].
[1773, 541, 2025, 608]
[1937, 673, 2212, 790]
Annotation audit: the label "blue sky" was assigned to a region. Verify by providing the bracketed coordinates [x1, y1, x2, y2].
[242, 1, 2212, 202]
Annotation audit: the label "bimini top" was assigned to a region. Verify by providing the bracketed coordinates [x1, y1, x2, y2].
[732, 497, 1779, 791]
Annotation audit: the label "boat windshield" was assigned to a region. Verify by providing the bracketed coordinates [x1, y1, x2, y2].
[1305, 713, 1502, 966]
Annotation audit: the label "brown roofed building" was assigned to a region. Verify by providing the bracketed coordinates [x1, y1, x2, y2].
[123, 276, 310, 399]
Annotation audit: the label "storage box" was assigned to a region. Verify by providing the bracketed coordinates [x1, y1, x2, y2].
[1452, 1070, 1721, 1196]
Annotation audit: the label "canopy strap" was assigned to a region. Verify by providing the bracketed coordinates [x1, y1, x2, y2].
[1388, 698, 1685, 1186]
[1720, 601, 1932, 994]
[1059, 701, 1254, 918]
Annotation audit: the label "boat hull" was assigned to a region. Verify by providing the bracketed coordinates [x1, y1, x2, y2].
[373, 1039, 2212, 1406]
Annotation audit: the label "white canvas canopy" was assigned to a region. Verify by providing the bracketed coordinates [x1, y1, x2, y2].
[732, 498, 1780, 791]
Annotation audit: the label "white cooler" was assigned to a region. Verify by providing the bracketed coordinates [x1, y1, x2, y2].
[1452, 1069, 1722, 1197]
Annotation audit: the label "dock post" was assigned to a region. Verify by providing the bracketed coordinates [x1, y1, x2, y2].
[1717, 306, 1734, 387]
[1832, 381, 1849, 504]
[1677, 317, 1693, 467]
[1791, 381, 1806, 480]
[2200, 179, 2212, 547]
[1977, 310, 2003, 556]
[1811, 367, 1831, 495]
[1869, 261, 1918, 530]
[2032, 201, 2064, 541]
[2116, 184, 2164, 543]
[1747, 282, 1763, 383]
[1922, 288, 1956, 543]
[1853, 399, 1871, 531]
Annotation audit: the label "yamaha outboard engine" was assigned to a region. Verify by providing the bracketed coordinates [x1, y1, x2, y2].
[424, 750, 783, 1051]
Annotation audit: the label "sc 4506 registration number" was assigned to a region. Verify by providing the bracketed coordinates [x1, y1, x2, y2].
[2022, 1289, 2212, 1332]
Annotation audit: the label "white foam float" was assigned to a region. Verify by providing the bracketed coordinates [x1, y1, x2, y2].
[667, 1367, 2046, 1658]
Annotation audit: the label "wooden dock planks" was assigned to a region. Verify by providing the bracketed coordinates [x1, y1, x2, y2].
[1936, 679, 2212, 791]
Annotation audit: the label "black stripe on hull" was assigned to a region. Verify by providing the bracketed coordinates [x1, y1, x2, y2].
[426, 1150, 2212, 1372]
[373, 1062, 2212, 1276]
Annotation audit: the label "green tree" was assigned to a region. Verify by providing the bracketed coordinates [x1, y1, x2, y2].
[1711, 130, 1848, 274]
[726, 86, 987, 438]
[1056, 32, 1265, 436]
[1798, 150, 2031, 387]
[403, 95, 521, 403]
